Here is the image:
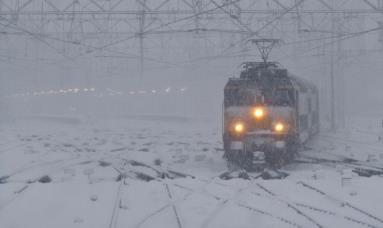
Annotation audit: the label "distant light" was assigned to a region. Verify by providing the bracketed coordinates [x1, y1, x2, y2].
[129, 91, 135, 95]
[151, 90, 156, 93]
[83, 88, 89, 92]
[89, 88, 96, 92]
[165, 87, 171, 93]
[73, 88, 79, 93]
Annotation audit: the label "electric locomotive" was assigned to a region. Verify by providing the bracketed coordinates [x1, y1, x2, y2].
[222, 40, 319, 170]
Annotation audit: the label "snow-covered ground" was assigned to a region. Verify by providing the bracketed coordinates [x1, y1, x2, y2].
[1, 116, 383, 228]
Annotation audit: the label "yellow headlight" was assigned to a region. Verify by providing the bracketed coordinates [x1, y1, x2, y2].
[234, 122, 245, 133]
[253, 107, 265, 119]
[274, 122, 284, 132]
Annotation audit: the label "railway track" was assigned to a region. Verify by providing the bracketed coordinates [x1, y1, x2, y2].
[122, 160, 303, 228]
[171, 173, 308, 228]
[318, 133, 383, 155]
[3, 129, 383, 228]
[178, 179, 311, 228]
[294, 202, 380, 228]
[133, 185, 195, 228]
[165, 183, 184, 228]
[0, 154, 89, 183]
[297, 181, 383, 227]
[108, 172, 127, 228]
[0, 184, 30, 213]
[200, 183, 247, 228]
[111, 159, 191, 228]
[217, 158, 383, 228]
[256, 183, 323, 228]
[298, 153, 383, 178]
[0, 156, 96, 215]
[4, 154, 380, 228]
[251, 181, 383, 228]
[171, 180, 305, 228]
[0, 136, 97, 217]
[0, 134, 88, 182]
[300, 134, 383, 178]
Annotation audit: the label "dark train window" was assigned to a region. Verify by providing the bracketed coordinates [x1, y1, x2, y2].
[225, 88, 296, 107]
[271, 89, 295, 106]
[224, 89, 255, 106]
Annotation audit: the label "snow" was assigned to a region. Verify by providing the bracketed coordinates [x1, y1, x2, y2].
[0, 181, 119, 228]
[1, 116, 383, 228]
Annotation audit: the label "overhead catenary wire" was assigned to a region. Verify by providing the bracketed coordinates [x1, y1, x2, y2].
[0, 0, 245, 66]
[0, 16, 76, 62]
[74, 0, 243, 58]
[0, 0, 382, 72]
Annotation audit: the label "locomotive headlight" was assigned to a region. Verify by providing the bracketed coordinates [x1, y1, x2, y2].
[234, 122, 245, 133]
[253, 107, 265, 119]
[274, 122, 285, 132]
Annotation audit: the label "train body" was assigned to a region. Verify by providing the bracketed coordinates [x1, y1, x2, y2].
[223, 62, 319, 170]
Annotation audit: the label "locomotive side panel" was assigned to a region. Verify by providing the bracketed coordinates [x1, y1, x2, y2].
[290, 76, 319, 144]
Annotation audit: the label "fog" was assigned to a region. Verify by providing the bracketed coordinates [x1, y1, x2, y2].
[2, 2, 383, 227]
[0, 0, 382, 127]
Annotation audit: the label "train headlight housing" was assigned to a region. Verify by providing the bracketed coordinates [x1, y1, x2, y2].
[253, 107, 265, 119]
[274, 122, 285, 133]
[234, 122, 245, 133]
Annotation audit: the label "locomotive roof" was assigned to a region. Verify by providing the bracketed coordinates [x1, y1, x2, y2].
[289, 75, 318, 93]
[226, 61, 317, 93]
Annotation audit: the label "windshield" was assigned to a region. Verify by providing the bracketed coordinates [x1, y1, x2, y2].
[225, 88, 295, 107]
[224, 89, 256, 106]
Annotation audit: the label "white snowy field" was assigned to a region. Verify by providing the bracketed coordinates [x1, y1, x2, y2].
[1, 116, 383, 228]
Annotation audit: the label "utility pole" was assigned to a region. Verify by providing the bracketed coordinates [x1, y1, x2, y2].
[193, 0, 202, 33]
[379, 20, 383, 48]
[138, 0, 146, 81]
[337, 19, 345, 129]
[330, 0, 336, 131]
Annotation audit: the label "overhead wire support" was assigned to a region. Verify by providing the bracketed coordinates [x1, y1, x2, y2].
[249, 38, 281, 63]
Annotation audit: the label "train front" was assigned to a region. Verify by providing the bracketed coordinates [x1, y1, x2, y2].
[223, 64, 297, 170]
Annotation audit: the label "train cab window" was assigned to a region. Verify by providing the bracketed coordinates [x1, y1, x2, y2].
[224, 89, 255, 106]
[272, 89, 295, 106]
